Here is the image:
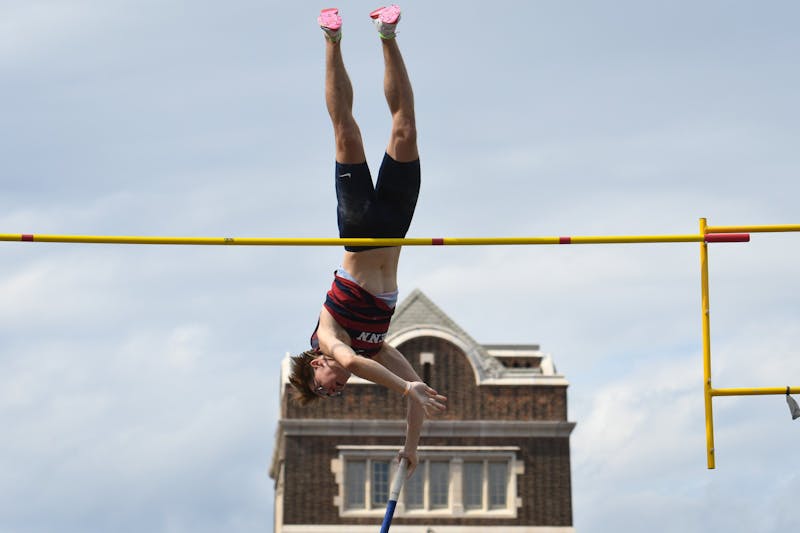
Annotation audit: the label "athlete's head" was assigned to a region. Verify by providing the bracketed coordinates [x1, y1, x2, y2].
[289, 350, 351, 404]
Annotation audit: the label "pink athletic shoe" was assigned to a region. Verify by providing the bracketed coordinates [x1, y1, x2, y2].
[318, 8, 342, 42]
[369, 5, 401, 39]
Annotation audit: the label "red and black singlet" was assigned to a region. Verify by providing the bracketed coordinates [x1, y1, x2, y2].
[310, 274, 395, 358]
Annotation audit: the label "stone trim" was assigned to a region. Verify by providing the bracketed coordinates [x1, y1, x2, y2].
[279, 419, 576, 438]
[335, 445, 521, 452]
[280, 527, 576, 533]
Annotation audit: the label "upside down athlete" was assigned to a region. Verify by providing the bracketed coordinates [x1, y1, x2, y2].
[289, 5, 447, 474]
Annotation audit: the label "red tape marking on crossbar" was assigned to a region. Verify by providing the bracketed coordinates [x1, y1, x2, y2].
[432, 238, 444, 245]
[704, 233, 750, 243]
[22, 234, 34, 241]
[559, 236, 572, 244]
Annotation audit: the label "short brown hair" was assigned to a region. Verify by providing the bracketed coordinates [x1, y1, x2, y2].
[288, 350, 320, 405]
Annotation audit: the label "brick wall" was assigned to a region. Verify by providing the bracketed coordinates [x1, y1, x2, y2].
[284, 337, 567, 422]
[281, 434, 573, 526]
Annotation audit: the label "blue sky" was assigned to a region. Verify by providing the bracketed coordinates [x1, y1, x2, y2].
[1, 1, 799, 532]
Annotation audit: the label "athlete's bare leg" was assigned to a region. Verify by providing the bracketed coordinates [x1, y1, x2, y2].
[382, 38, 418, 162]
[326, 40, 366, 164]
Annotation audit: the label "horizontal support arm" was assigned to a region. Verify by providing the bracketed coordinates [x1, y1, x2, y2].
[711, 386, 800, 397]
[706, 224, 800, 234]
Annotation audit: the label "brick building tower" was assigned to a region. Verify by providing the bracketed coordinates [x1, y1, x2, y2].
[270, 289, 576, 532]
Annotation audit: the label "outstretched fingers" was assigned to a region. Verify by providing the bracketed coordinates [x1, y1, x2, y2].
[408, 381, 447, 415]
[424, 386, 447, 414]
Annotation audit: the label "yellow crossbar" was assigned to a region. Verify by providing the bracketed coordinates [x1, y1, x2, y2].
[0, 233, 745, 246]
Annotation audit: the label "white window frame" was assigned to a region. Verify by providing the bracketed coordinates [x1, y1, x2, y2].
[337, 456, 394, 515]
[332, 446, 522, 519]
[460, 458, 513, 516]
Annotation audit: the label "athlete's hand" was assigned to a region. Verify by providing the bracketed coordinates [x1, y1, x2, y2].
[407, 381, 447, 416]
[398, 449, 418, 477]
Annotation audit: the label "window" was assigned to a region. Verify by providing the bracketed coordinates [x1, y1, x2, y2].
[402, 460, 452, 512]
[371, 461, 390, 506]
[488, 462, 508, 509]
[404, 466, 424, 509]
[345, 461, 366, 510]
[336, 447, 519, 518]
[429, 461, 450, 508]
[462, 460, 509, 512]
[463, 461, 483, 510]
[344, 460, 391, 511]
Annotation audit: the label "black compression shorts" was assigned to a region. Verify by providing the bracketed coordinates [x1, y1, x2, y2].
[335, 153, 421, 252]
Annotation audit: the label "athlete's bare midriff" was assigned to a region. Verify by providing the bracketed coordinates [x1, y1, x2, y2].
[340, 247, 401, 295]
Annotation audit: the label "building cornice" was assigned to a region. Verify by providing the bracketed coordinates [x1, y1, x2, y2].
[280, 526, 576, 533]
[278, 419, 576, 438]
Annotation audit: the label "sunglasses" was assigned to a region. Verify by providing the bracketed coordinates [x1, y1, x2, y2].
[314, 384, 343, 398]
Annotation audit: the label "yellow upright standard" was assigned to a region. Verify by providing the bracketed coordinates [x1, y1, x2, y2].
[699, 218, 716, 469]
[699, 219, 800, 469]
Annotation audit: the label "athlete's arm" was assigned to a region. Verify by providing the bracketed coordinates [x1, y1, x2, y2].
[316, 312, 409, 394]
[374, 343, 448, 419]
[374, 344, 445, 476]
